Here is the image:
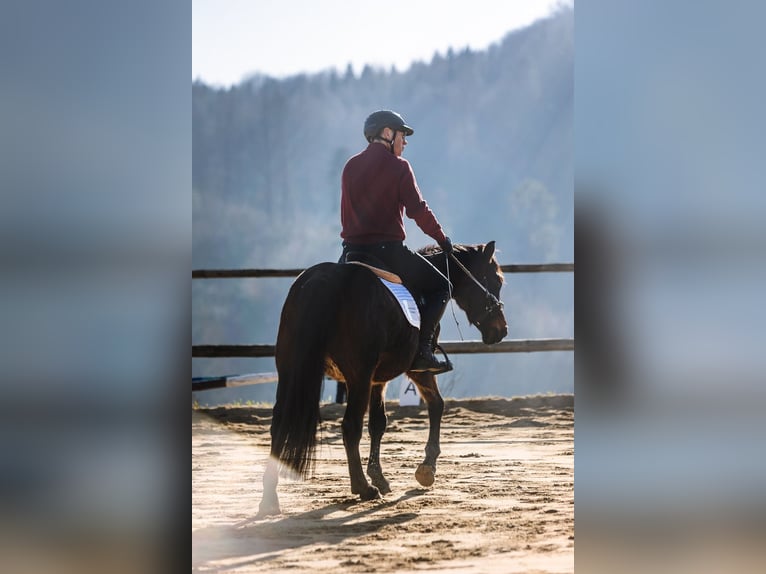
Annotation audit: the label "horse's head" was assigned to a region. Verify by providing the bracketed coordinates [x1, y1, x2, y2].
[432, 241, 508, 345]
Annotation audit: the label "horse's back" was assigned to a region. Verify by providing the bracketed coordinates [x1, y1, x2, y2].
[279, 262, 382, 335]
[280, 261, 415, 376]
[289, 261, 380, 300]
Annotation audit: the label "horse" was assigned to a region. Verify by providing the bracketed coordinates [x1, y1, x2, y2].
[256, 241, 508, 517]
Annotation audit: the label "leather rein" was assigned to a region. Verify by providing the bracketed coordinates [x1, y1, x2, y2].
[447, 252, 504, 328]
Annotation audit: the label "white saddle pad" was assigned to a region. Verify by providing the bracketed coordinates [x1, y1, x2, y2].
[379, 278, 420, 329]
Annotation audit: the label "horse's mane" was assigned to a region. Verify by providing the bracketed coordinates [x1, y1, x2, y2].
[417, 243, 468, 257]
[418, 243, 505, 285]
[417, 242, 500, 256]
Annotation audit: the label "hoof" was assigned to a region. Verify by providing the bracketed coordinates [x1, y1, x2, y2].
[359, 485, 381, 501]
[368, 468, 392, 495]
[415, 464, 435, 487]
[255, 500, 281, 519]
[373, 479, 392, 495]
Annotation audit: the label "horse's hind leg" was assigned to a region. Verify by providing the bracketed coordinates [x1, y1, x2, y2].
[366, 384, 391, 494]
[256, 457, 281, 518]
[257, 406, 283, 517]
[342, 376, 380, 501]
[407, 371, 445, 487]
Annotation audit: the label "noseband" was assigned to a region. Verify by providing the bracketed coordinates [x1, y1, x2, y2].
[471, 290, 504, 328]
[448, 253, 504, 328]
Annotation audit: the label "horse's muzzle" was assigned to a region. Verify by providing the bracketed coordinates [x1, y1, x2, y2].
[481, 320, 508, 345]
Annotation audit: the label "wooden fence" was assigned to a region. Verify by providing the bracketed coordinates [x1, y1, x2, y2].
[193, 338, 573, 359]
[192, 263, 573, 279]
[192, 262, 573, 390]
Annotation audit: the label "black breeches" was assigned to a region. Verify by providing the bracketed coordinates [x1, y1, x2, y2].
[340, 241, 450, 304]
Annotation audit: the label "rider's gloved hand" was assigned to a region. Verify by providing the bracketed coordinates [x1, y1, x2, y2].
[439, 236, 453, 255]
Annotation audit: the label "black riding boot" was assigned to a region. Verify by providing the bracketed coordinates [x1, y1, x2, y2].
[410, 294, 453, 374]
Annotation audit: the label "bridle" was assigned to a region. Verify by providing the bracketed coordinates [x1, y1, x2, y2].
[373, 127, 398, 153]
[447, 252, 504, 329]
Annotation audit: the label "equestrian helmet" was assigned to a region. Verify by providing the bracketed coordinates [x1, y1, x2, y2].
[363, 110, 414, 142]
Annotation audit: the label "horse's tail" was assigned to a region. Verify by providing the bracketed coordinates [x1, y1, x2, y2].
[270, 263, 342, 479]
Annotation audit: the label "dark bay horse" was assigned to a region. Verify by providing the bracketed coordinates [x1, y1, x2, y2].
[257, 242, 508, 517]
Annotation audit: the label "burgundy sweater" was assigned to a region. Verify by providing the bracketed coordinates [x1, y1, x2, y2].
[340, 142, 447, 245]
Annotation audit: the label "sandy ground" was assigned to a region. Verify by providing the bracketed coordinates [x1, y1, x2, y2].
[192, 394, 574, 573]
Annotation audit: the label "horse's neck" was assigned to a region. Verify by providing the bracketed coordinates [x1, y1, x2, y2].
[428, 251, 460, 284]
[426, 252, 449, 276]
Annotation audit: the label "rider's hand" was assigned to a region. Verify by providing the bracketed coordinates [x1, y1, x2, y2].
[439, 236, 453, 255]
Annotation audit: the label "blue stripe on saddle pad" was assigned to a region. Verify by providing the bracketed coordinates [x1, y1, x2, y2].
[379, 277, 420, 329]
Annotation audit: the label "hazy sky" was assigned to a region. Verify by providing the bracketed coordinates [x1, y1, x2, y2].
[193, 0, 564, 86]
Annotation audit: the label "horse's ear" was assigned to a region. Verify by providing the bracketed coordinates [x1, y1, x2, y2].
[483, 240, 496, 259]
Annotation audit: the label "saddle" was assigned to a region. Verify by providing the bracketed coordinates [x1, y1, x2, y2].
[340, 249, 453, 370]
[342, 251, 403, 284]
[341, 251, 418, 327]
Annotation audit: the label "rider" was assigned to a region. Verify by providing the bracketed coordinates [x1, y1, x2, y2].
[339, 110, 454, 374]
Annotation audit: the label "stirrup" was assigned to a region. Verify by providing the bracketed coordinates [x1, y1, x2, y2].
[435, 344, 452, 364]
[409, 344, 453, 374]
[433, 344, 453, 374]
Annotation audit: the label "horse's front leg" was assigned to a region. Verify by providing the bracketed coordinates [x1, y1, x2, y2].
[342, 376, 380, 501]
[407, 372, 444, 487]
[366, 383, 391, 494]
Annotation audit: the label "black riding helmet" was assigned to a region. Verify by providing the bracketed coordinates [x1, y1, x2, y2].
[363, 110, 414, 143]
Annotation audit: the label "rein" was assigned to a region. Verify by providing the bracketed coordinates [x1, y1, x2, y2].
[444, 252, 465, 341]
[447, 252, 504, 329]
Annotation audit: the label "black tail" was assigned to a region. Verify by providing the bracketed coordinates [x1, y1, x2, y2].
[269, 264, 342, 479]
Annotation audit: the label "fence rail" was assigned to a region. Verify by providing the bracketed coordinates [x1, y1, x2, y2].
[192, 338, 573, 359]
[192, 372, 278, 391]
[192, 263, 573, 279]
[193, 263, 573, 393]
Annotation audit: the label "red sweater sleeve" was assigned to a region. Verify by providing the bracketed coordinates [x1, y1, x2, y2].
[398, 160, 447, 245]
